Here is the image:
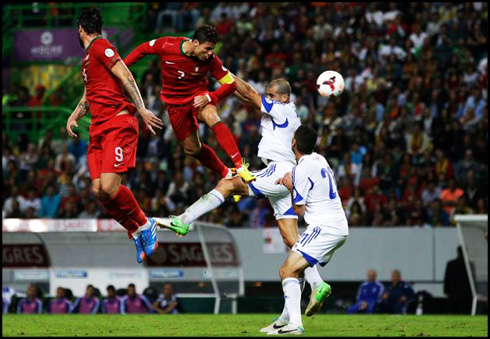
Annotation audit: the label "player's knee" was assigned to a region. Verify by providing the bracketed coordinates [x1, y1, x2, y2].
[91, 184, 103, 200]
[184, 144, 202, 156]
[100, 181, 119, 199]
[216, 178, 233, 194]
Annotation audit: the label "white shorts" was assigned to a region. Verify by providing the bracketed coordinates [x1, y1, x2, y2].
[248, 161, 297, 220]
[292, 224, 347, 267]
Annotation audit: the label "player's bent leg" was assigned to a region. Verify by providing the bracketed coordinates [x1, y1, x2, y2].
[98, 173, 158, 258]
[199, 104, 243, 169]
[155, 176, 248, 234]
[182, 131, 231, 178]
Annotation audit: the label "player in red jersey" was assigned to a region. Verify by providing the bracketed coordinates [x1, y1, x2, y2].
[66, 6, 186, 264]
[124, 25, 256, 183]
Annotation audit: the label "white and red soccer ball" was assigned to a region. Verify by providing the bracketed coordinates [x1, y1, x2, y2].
[317, 70, 345, 98]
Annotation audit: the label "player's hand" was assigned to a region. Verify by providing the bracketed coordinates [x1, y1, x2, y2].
[66, 114, 79, 138]
[139, 108, 163, 135]
[193, 95, 210, 109]
[279, 172, 293, 192]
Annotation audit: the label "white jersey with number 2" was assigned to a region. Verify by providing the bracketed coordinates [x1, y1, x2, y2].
[292, 152, 348, 235]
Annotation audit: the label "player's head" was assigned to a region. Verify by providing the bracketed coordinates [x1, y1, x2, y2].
[266, 78, 291, 103]
[106, 285, 116, 298]
[191, 25, 218, 61]
[56, 287, 65, 299]
[163, 283, 173, 297]
[86, 284, 95, 297]
[27, 285, 37, 299]
[367, 269, 377, 282]
[292, 125, 317, 156]
[77, 5, 103, 48]
[127, 283, 136, 297]
[391, 270, 401, 284]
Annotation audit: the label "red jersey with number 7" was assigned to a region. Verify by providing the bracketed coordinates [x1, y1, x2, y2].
[81, 37, 136, 125]
[124, 36, 235, 106]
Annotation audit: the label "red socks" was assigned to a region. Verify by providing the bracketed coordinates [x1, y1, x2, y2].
[195, 143, 229, 178]
[101, 185, 147, 237]
[211, 122, 242, 168]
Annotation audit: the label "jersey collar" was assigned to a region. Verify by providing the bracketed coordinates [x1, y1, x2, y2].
[180, 39, 193, 59]
[85, 36, 102, 51]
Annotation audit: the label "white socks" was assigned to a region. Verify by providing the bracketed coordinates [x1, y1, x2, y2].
[180, 189, 225, 224]
[278, 278, 304, 324]
[139, 219, 151, 231]
[304, 266, 323, 290]
[281, 278, 303, 328]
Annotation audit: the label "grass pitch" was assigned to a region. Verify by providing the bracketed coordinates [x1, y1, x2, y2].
[2, 314, 488, 337]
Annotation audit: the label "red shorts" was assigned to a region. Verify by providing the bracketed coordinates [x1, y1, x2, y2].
[166, 93, 213, 141]
[87, 113, 139, 181]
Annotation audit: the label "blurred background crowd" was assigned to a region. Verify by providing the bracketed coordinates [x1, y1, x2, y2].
[2, 2, 488, 227]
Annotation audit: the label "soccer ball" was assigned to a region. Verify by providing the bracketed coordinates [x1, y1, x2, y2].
[316, 70, 345, 98]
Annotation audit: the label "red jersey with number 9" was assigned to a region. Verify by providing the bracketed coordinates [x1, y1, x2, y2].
[81, 37, 135, 125]
[124, 36, 230, 105]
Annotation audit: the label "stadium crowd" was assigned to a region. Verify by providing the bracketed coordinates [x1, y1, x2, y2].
[2, 2, 488, 227]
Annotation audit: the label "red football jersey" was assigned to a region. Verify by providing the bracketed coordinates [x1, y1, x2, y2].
[124, 36, 231, 105]
[81, 37, 135, 125]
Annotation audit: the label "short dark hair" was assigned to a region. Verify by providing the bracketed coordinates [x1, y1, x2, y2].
[107, 285, 115, 292]
[128, 283, 135, 289]
[267, 78, 291, 96]
[77, 6, 103, 35]
[294, 125, 317, 155]
[192, 25, 218, 44]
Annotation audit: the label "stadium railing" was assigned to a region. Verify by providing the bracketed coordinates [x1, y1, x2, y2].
[3, 106, 91, 142]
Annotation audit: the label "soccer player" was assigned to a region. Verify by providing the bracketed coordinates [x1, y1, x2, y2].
[71, 284, 100, 314]
[16, 285, 42, 314]
[121, 283, 152, 314]
[123, 25, 255, 183]
[265, 125, 349, 335]
[66, 6, 173, 264]
[347, 269, 384, 314]
[156, 75, 326, 316]
[101, 285, 123, 314]
[48, 287, 73, 314]
[152, 283, 179, 314]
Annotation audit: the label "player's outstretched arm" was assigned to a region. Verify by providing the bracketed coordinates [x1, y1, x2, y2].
[110, 61, 163, 135]
[123, 39, 161, 68]
[230, 73, 261, 111]
[66, 87, 89, 138]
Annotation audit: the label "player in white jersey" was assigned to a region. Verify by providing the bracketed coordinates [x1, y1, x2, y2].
[265, 125, 349, 335]
[155, 75, 326, 316]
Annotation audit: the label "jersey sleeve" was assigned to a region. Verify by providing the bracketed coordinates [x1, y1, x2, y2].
[207, 55, 237, 104]
[292, 163, 311, 206]
[91, 39, 122, 70]
[260, 96, 288, 125]
[124, 37, 169, 67]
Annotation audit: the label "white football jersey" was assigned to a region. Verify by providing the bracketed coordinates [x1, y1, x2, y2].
[258, 96, 301, 165]
[292, 152, 348, 235]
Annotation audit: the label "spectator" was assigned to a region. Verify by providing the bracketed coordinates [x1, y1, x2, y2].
[152, 283, 180, 314]
[102, 285, 123, 314]
[348, 269, 384, 314]
[376, 270, 415, 314]
[17, 285, 42, 314]
[439, 178, 464, 216]
[39, 185, 61, 218]
[122, 284, 152, 314]
[443, 246, 474, 314]
[48, 287, 72, 314]
[71, 285, 100, 314]
[427, 199, 451, 226]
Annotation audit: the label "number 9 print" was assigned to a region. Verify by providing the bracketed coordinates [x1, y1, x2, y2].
[115, 147, 123, 162]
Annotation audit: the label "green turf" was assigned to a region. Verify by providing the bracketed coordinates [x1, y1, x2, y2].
[2, 314, 488, 337]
